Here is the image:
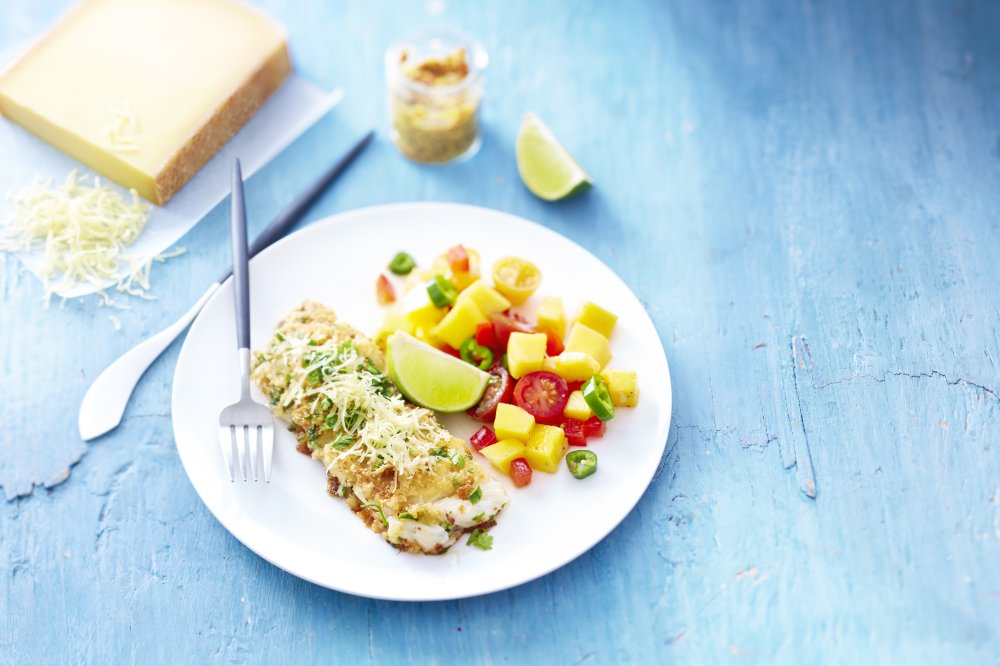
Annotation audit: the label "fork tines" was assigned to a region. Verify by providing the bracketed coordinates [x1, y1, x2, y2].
[219, 419, 274, 482]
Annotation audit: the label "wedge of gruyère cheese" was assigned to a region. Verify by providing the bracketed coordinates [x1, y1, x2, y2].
[0, 0, 290, 205]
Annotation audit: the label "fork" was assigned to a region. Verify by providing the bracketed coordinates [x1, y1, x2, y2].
[218, 158, 274, 482]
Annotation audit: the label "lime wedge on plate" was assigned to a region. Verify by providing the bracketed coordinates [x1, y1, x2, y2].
[386, 331, 490, 412]
[516, 112, 591, 201]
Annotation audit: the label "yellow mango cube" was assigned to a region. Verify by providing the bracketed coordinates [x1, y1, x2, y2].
[524, 424, 568, 473]
[563, 390, 593, 420]
[402, 288, 446, 330]
[494, 403, 535, 442]
[374, 311, 416, 349]
[564, 323, 612, 369]
[575, 302, 618, 338]
[550, 351, 601, 381]
[480, 439, 526, 475]
[536, 297, 566, 338]
[431, 299, 487, 348]
[602, 369, 639, 407]
[507, 332, 547, 379]
[456, 279, 511, 315]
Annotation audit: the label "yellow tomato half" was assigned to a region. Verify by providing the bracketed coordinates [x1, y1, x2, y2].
[491, 256, 542, 306]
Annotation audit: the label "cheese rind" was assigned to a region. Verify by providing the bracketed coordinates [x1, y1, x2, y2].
[0, 0, 291, 205]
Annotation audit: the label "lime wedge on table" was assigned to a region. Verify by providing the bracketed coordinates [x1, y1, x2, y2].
[386, 332, 490, 412]
[516, 112, 592, 200]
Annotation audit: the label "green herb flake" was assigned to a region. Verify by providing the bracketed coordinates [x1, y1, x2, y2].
[274, 332, 285, 342]
[466, 528, 493, 551]
[360, 503, 389, 527]
[330, 434, 355, 451]
[471, 512, 485, 523]
[399, 512, 417, 520]
[469, 486, 483, 505]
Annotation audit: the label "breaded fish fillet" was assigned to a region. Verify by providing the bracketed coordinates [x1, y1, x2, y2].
[251, 301, 507, 554]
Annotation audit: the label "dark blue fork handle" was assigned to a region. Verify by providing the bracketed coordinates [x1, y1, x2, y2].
[230, 158, 251, 351]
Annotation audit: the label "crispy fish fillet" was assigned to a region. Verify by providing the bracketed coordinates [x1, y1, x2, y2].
[251, 301, 507, 554]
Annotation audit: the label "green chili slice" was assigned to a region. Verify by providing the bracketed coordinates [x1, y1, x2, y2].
[459, 338, 494, 371]
[388, 251, 416, 275]
[582, 375, 615, 422]
[566, 450, 598, 479]
[426, 274, 458, 308]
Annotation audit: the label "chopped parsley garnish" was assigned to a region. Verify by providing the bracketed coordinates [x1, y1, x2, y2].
[399, 512, 417, 520]
[274, 332, 285, 342]
[329, 434, 355, 451]
[468, 486, 483, 505]
[269, 387, 284, 406]
[466, 528, 493, 550]
[360, 503, 389, 527]
[471, 512, 485, 523]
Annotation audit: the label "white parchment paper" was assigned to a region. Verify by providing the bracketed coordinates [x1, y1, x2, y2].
[0, 44, 342, 297]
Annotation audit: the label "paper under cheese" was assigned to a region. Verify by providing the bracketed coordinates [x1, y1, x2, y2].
[0, 0, 291, 205]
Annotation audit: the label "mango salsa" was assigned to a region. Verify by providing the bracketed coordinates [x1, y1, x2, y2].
[402, 288, 446, 330]
[494, 403, 535, 441]
[602, 369, 639, 407]
[431, 298, 487, 348]
[548, 351, 600, 381]
[524, 424, 567, 473]
[564, 322, 611, 369]
[456, 279, 511, 315]
[481, 439, 526, 475]
[563, 390, 593, 420]
[536, 296, 566, 337]
[507, 331, 547, 379]
[575, 301, 617, 338]
[375, 310, 416, 350]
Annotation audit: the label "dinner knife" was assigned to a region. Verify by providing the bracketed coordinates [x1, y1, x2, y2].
[78, 130, 375, 441]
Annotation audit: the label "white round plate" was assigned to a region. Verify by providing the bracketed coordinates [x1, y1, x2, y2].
[172, 203, 671, 601]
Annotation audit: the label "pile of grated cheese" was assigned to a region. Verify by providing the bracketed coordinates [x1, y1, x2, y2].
[0, 171, 154, 299]
[257, 334, 452, 480]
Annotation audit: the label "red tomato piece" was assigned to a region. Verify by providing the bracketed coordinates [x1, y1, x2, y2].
[440, 344, 462, 358]
[509, 457, 533, 487]
[513, 371, 569, 425]
[566, 380, 585, 393]
[375, 274, 395, 305]
[475, 321, 499, 349]
[468, 366, 515, 421]
[583, 415, 606, 438]
[543, 328, 564, 356]
[469, 426, 498, 452]
[447, 244, 470, 273]
[561, 419, 587, 447]
[490, 312, 536, 349]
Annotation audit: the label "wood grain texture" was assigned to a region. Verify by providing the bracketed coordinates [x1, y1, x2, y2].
[2, 0, 999, 663]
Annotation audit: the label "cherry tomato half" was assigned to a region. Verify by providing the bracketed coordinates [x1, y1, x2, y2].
[468, 366, 515, 421]
[582, 415, 606, 438]
[375, 274, 395, 305]
[509, 457, 533, 487]
[469, 426, 498, 452]
[543, 327, 564, 356]
[513, 371, 569, 425]
[492, 256, 542, 306]
[446, 244, 470, 273]
[561, 419, 587, 447]
[490, 312, 536, 349]
[475, 321, 499, 350]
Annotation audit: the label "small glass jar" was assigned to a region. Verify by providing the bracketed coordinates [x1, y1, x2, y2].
[384, 27, 488, 164]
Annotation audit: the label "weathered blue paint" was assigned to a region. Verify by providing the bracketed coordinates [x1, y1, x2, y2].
[2, 0, 999, 663]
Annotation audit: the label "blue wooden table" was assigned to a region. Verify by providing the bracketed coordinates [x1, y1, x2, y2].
[3, 1, 999, 663]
